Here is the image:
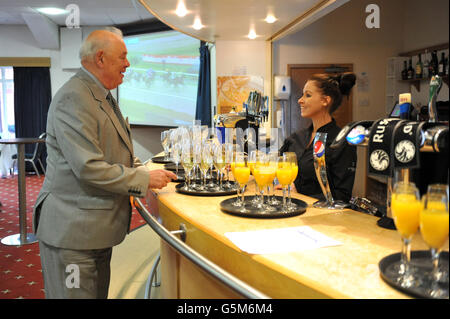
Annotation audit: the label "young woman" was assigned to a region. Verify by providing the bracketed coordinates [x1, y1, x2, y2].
[279, 73, 357, 202]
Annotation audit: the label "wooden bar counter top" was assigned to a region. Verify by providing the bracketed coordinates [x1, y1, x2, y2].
[143, 162, 448, 299]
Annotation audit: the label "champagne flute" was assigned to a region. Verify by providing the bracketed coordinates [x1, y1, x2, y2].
[223, 143, 234, 189]
[233, 153, 250, 212]
[277, 155, 292, 212]
[191, 143, 202, 189]
[181, 141, 194, 190]
[171, 142, 181, 179]
[213, 144, 226, 190]
[420, 190, 449, 298]
[161, 130, 170, 160]
[425, 184, 449, 283]
[266, 151, 280, 207]
[199, 144, 212, 191]
[249, 150, 262, 205]
[284, 152, 298, 210]
[391, 181, 422, 288]
[253, 154, 272, 210]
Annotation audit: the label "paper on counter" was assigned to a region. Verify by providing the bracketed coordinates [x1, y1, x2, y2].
[224, 226, 342, 255]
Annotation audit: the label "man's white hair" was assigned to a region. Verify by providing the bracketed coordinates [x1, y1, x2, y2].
[79, 27, 123, 61]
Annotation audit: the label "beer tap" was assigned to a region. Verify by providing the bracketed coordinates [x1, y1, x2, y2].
[428, 75, 443, 123]
[329, 76, 448, 228]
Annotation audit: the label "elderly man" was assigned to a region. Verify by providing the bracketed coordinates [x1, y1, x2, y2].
[33, 28, 176, 299]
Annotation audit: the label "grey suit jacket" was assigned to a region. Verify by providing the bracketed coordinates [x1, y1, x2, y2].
[33, 69, 149, 250]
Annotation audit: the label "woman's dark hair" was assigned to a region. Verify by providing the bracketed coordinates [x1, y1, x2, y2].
[309, 72, 356, 114]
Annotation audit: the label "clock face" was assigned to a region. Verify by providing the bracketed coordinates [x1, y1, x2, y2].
[370, 149, 389, 171]
[394, 140, 416, 163]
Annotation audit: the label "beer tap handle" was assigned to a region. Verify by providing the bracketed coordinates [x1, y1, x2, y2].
[330, 121, 374, 149]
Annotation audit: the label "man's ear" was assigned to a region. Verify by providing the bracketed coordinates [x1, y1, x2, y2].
[95, 50, 104, 67]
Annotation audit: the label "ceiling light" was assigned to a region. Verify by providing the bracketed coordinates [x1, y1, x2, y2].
[192, 17, 204, 30]
[265, 14, 277, 23]
[175, 1, 188, 17]
[248, 29, 257, 40]
[36, 7, 68, 15]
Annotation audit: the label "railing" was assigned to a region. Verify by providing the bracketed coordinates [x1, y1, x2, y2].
[133, 197, 270, 299]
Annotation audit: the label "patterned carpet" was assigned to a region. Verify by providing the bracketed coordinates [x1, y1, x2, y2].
[0, 174, 146, 299]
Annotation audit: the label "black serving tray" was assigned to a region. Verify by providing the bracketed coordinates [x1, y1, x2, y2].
[175, 182, 238, 196]
[220, 195, 307, 219]
[151, 155, 173, 164]
[379, 250, 449, 299]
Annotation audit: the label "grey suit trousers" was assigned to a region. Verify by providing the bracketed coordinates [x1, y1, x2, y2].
[38, 240, 112, 299]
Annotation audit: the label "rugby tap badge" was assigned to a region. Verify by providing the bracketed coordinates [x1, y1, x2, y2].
[369, 149, 390, 171]
[394, 140, 416, 163]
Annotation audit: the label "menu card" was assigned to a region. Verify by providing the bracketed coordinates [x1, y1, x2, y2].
[224, 226, 342, 255]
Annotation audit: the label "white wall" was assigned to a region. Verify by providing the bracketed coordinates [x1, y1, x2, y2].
[0, 24, 164, 160]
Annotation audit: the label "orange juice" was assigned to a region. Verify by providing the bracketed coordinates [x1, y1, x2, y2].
[276, 167, 292, 186]
[420, 208, 449, 249]
[289, 165, 298, 184]
[231, 162, 244, 176]
[234, 166, 250, 186]
[253, 167, 272, 188]
[391, 193, 421, 238]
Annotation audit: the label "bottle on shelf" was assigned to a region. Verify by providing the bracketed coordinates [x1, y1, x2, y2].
[423, 50, 429, 79]
[415, 53, 423, 79]
[438, 52, 446, 76]
[401, 60, 408, 80]
[407, 58, 414, 80]
[431, 50, 439, 76]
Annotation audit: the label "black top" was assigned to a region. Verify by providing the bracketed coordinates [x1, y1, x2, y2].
[279, 119, 357, 202]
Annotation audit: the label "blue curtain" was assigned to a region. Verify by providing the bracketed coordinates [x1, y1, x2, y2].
[195, 41, 211, 127]
[13, 67, 51, 171]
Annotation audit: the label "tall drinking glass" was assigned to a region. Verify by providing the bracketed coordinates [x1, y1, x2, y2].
[420, 190, 449, 298]
[284, 152, 298, 210]
[161, 130, 170, 160]
[391, 181, 421, 288]
[233, 153, 250, 212]
[223, 143, 234, 189]
[181, 142, 194, 190]
[249, 150, 262, 205]
[264, 152, 280, 206]
[213, 144, 226, 190]
[199, 144, 212, 190]
[231, 152, 247, 207]
[277, 155, 292, 212]
[171, 142, 181, 179]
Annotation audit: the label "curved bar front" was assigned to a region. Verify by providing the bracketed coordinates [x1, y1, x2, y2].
[138, 162, 447, 299]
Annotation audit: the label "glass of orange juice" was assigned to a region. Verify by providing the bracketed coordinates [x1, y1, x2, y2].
[391, 181, 421, 288]
[249, 150, 262, 205]
[232, 152, 250, 211]
[277, 155, 292, 212]
[420, 186, 449, 299]
[284, 152, 298, 210]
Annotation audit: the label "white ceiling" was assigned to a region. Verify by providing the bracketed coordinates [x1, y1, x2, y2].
[0, 0, 349, 44]
[140, 0, 349, 42]
[0, 0, 155, 26]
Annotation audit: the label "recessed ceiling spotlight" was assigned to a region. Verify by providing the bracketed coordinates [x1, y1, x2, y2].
[36, 7, 68, 15]
[248, 29, 257, 40]
[265, 14, 277, 23]
[175, 1, 188, 17]
[192, 17, 204, 30]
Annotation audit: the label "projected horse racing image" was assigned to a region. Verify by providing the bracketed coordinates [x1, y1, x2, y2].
[119, 30, 200, 126]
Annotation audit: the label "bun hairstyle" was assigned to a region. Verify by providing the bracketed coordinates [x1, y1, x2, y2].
[309, 72, 356, 114]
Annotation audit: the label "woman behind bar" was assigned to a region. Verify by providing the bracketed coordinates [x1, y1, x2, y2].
[279, 73, 357, 202]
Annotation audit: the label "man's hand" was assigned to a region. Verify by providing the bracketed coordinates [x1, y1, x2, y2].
[148, 169, 177, 189]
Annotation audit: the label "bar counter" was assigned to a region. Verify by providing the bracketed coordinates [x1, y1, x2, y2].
[143, 161, 448, 299]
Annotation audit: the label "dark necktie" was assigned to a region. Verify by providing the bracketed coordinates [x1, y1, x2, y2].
[106, 92, 128, 134]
